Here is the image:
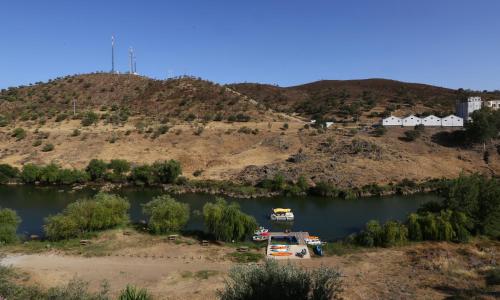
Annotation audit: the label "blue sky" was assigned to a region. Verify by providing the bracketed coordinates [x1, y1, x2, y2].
[1, 0, 499, 90]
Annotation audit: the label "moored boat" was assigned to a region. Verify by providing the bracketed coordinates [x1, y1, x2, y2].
[270, 252, 293, 256]
[254, 226, 269, 235]
[270, 208, 294, 221]
[252, 235, 268, 242]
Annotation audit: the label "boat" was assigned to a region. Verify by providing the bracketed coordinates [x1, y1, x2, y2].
[254, 226, 269, 235]
[270, 248, 289, 252]
[270, 252, 293, 257]
[304, 238, 322, 246]
[313, 245, 323, 256]
[252, 235, 268, 242]
[270, 208, 294, 221]
[270, 245, 288, 249]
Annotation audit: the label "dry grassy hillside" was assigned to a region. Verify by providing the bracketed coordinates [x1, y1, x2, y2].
[0, 74, 498, 187]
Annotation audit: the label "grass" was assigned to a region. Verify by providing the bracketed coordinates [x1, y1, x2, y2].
[195, 270, 219, 279]
[227, 252, 264, 263]
[320, 241, 361, 256]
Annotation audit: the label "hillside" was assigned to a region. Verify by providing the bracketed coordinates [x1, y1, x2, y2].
[0, 73, 498, 188]
[229, 79, 500, 122]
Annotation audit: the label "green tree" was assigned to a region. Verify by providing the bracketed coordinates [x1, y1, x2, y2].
[142, 195, 190, 234]
[465, 108, 500, 144]
[81, 111, 99, 126]
[85, 159, 108, 181]
[39, 163, 61, 184]
[203, 198, 257, 242]
[382, 221, 408, 247]
[107, 159, 131, 182]
[130, 164, 156, 186]
[21, 164, 42, 183]
[0, 164, 19, 184]
[152, 160, 182, 184]
[407, 213, 423, 241]
[0, 207, 21, 244]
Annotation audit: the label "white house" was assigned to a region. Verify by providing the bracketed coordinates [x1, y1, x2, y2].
[485, 100, 500, 110]
[456, 97, 482, 120]
[382, 116, 402, 126]
[421, 115, 442, 126]
[441, 115, 463, 127]
[402, 115, 422, 127]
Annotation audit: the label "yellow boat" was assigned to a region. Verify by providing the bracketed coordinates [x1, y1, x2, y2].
[270, 252, 292, 256]
[273, 208, 291, 214]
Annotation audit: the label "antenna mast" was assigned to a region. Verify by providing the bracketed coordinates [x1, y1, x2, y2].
[111, 35, 115, 73]
[129, 47, 133, 74]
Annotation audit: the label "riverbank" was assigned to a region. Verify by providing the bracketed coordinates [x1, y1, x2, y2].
[1, 229, 498, 299]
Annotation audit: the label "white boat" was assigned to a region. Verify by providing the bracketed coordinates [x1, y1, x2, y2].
[254, 226, 269, 235]
[270, 208, 294, 221]
[304, 238, 322, 246]
[252, 235, 268, 242]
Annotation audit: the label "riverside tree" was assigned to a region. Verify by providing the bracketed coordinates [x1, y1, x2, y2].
[142, 195, 190, 234]
[0, 207, 21, 244]
[44, 193, 130, 240]
[203, 198, 257, 242]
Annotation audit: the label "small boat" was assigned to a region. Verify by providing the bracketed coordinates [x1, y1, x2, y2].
[252, 235, 268, 242]
[270, 208, 294, 221]
[270, 248, 289, 252]
[270, 252, 293, 256]
[270, 245, 288, 249]
[307, 236, 319, 239]
[313, 245, 323, 256]
[254, 226, 269, 235]
[304, 237, 322, 246]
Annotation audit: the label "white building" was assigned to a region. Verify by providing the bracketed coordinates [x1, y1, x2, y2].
[456, 97, 482, 120]
[421, 115, 442, 126]
[484, 100, 500, 110]
[441, 115, 463, 127]
[402, 115, 422, 127]
[382, 116, 402, 126]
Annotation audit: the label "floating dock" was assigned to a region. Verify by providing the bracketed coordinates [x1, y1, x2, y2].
[266, 231, 311, 260]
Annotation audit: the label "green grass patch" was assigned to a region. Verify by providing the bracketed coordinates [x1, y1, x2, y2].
[195, 270, 219, 280]
[320, 241, 361, 256]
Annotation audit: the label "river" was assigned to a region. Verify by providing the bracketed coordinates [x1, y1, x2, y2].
[0, 185, 440, 241]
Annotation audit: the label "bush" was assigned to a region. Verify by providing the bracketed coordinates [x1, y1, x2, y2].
[32, 139, 42, 147]
[118, 285, 152, 300]
[403, 130, 420, 141]
[152, 160, 182, 184]
[44, 193, 130, 240]
[85, 159, 108, 181]
[11, 128, 26, 141]
[0, 164, 19, 184]
[21, 164, 42, 183]
[373, 126, 387, 137]
[130, 164, 155, 186]
[108, 159, 131, 177]
[203, 198, 257, 242]
[218, 260, 343, 300]
[71, 129, 81, 137]
[0, 207, 21, 244]
[142, 195, 190, 234]
[42, 143, 54, 152]
[81, 111, 99, 126]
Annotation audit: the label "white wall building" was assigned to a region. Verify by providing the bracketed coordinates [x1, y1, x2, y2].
[441, 115, 463, 127]
[421, 115, 442, 126]
[382, 116, 402, 126]
[484, 100, 500, 110]
[456, 97, 482, 120]
[402, 115, 422, 127]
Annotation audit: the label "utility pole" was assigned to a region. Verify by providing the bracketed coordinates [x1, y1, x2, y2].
[73, 99, 76, 116]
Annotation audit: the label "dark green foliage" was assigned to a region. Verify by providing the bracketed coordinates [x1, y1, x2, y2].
[0, 207, 21, 244]
[85, 159, 108, 181]
[465, 108, 500, 143]
[441, 174, 500, 238]
[203, 198, 257, 242]
[403, 129, 421, 141]
[130, 164, 155, 186]
[218, 260, 343, 300]
[373, 126, 387, 137]
[152, 160, 182, 184]
[0, 164, 19, 184]
[407, 210, 472, 242]
[81, 111, 99, 126]
[382, 221, 408, 246]
[107, 159, 131, 182]
[308, 181, 341, 198]
[44, 193, 130, 240]
[11, 127, 26, 141]
[142, 195, 190, 234]
[118, 285, 152, 300]
[42, 143, 54, 152]
[21, 164, 42, 183]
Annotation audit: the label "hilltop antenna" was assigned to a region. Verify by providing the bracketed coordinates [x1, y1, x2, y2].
[129, 47, 133, 74]
[111, 35, 115, 73]
[133, 51, 137, 74]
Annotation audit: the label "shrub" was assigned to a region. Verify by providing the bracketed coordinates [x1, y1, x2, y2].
[373, 126, 387, 137]
[203, 198, 257, 242]
[130, 164, 156, 186]
[0, 207, 21, 244]
[152, 160, 182, 184]
[58, 169, 89, 185]
[0, 164, 19, 184]
[142, 195, 190, 234]
[81, 111, 99, 126]
[21, 164, 42, 183]
[118, 285, 152, 300]
[218, 260, 343, 300]
[42, 143, 54, 152]
[403, 130, 420, 141]
[11, 128, 26, 141]
[32, 139, 42, 147]
[55, 113, 67, 122]
[71, 129, 81, 137]
[85, 159, 107, 181]
[44, 193, 130, 240]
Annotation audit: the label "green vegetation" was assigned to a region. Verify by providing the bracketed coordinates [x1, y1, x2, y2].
[20, 163, 89, 185]
[11, 127, 26, 141]
[44, 193, 130, 240]
[465, 108, 500, 144]
[86, 159, 108, 181]
[227, 252, 264, 263]
[218, 260, 343, 300]
[107, 159, 131, 182]
[0, 164, 19, 184]
[41, 143, 55, 152]
[81, 111, 99, 126]
[118, 285, 152, 300]
[203, 198, 257, 242]
[0, 207, 21, 244]
[142, 195, 190, 234]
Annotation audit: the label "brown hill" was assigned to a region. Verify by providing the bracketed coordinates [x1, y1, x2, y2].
[229, 79, 500, 121]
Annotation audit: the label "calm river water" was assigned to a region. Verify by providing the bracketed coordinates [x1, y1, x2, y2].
[0, 185, 440, 240]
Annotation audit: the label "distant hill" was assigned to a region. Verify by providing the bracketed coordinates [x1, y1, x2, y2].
[229, 79, 500, 120]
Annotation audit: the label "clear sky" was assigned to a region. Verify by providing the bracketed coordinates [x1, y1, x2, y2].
[1, 0, 499, 90]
